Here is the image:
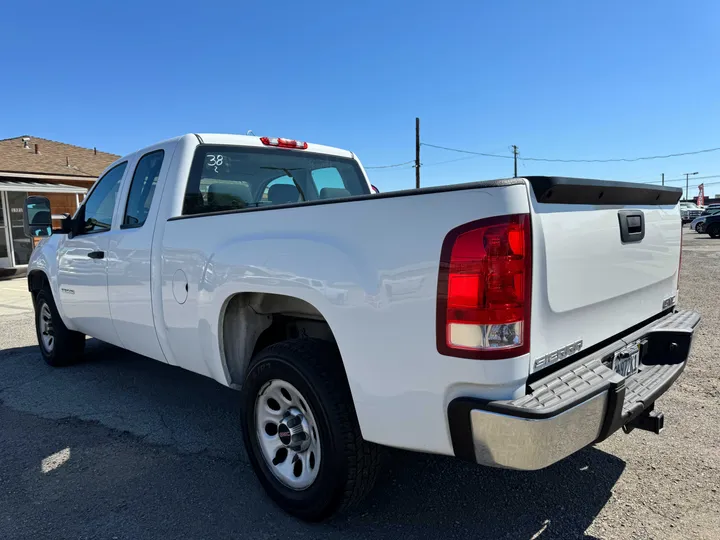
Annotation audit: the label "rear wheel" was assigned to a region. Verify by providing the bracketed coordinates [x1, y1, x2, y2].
[708, 223, 720, 238]
[34, 288, 85, 367]
[241, 339, 380, 521]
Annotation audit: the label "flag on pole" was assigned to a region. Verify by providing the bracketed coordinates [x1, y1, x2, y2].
[698, 184, 705, 207]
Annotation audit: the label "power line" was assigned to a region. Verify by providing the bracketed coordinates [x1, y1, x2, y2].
[521, 147, 720, 163]
[363, 145, 492, 172]
[646, 174, 720, 184]
[421, 142, 514, 159]
[365, 165, 414, 173]
[422, 156, 478, 167]
[422, 141, 720, 163]
[365, 160, 415, 170]
[688, 179, 720, 189]
[672, 180, 720, 198]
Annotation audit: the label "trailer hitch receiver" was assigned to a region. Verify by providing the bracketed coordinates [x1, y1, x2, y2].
[623, 404, 664, 435]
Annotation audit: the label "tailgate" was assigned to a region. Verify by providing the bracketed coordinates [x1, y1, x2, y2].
[526, 177, 683, 374]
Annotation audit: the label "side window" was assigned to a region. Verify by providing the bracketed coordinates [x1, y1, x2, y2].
[81, 162, 127, 233]
[123, 150, 164, 228]
[311, 167, 351, 199]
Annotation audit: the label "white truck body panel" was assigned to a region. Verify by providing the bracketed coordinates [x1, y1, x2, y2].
[529, 198, 680, 373]
[160, 183, 532, 454]
[56, 230, 120, 344]
[27, 133, 686, 458]
[105, 139, 179, 362]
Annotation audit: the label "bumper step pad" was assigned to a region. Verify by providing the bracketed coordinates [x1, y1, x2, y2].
[509, 358, 686, 420]
[512, 358, 616, 412]
[465, 309, 699, 425]
[508, 309, 699, 416]
[649, 309, 700, 331]
[622, 363, 684, 418]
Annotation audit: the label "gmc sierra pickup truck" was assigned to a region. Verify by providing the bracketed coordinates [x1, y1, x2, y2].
[23, 133, 699, 521]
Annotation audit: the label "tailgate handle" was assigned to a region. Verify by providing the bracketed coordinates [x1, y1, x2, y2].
[618, 210, 645, 243]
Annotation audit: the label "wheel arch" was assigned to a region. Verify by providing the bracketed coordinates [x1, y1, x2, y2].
[27, 268, 77, 331]
[27, 269, 50, 301]
[218, 291, 344, 389]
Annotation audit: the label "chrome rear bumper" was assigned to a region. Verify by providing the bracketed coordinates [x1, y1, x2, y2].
[448, 310, 700, 470]
[469, 393, 608, 470]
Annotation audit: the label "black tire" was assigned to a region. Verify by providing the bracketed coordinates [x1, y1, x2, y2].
[708, 223, 720, 238]
[34, 288, 85, 367]
[241, 338, 380, 521]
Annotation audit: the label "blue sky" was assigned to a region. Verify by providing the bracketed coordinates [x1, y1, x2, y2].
[1, 1, 719, 196]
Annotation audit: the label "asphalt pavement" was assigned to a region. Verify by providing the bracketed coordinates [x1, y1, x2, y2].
[1, 228, 718, 540]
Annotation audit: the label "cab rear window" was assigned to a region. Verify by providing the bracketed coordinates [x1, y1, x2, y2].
[183, 146, 369, 216]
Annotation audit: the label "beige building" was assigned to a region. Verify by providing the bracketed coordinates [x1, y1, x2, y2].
[0, 135, 118, 272]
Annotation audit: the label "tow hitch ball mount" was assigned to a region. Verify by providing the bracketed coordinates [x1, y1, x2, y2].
[622, 403, 664, 435]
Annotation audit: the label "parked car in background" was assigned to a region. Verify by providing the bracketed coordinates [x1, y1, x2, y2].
[691, 209, 720, 233]
[702, 213, 720, 238]
[680, 202, 702, 223]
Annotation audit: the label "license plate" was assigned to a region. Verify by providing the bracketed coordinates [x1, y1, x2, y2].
[612, 346, 640, 378]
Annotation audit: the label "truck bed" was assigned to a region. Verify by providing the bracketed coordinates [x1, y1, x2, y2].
[159, 175, 682, 455]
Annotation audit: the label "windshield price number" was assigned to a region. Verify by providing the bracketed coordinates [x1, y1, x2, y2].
[206, 154, 225, 173]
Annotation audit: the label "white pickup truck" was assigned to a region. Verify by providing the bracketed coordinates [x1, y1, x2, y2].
[24, 133, 699, 521]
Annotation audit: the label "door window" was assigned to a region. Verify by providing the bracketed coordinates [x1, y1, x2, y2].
[0, 194, 9, 261]
[7, 191, 33, 265]
[80, 162, 127, 233]
[123, 150, 164, 228]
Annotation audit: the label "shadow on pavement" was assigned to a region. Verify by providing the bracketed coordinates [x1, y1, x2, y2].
[0, 340, 624, 539]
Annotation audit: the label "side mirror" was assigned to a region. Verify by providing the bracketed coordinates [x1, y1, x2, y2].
[371, 185, 380, 194]
[23, 196, 53, 238]
[60, 215, 73, 234]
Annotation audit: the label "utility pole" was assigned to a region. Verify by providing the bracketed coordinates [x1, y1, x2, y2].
[661, 173, 664, 186]
[415, 117, 421, 189]
[512, 145, 519, 178]
[684, 171, 699, 201]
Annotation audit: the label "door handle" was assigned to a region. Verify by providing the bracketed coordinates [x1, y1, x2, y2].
[618, 210, 645, 243]
[87, 251, 105, 259]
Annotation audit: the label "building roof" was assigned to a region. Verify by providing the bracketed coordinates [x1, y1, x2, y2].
[0, 179, 88, 194]
[0, 135, 119, 179]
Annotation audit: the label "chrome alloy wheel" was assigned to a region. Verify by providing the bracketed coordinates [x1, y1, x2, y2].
[39, 302, 54, 353]
[255, 379, 321, 490]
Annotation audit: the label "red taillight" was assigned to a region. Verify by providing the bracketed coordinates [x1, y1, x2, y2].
[437, 214, 532, 359]
[260, 136, 308, 149]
